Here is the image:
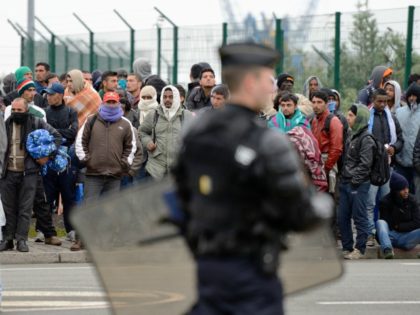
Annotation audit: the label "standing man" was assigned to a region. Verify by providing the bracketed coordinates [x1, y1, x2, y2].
[187, 62, 211, 97]
[140, 85, 193, 180]
[126, 73, 143, 112]
[82, 71, 93, 85]
[186, 68, 216, 111]
[34, 62, 50, 94]
[395, 83, 420, 192]
[0, 98, 61, 252]
[173, 42, 331, 315]
[76, 92, 136, 201]
[198, 84, 230, 115]
[269, 93, 310, 132]
[338, 104, 375, 260]
[311, 90, 343, 193]
[98, 71, 118, 99]
[366, 88, 404, 245]
[276, 73, 294, 93]
[44, 83, 79, 241]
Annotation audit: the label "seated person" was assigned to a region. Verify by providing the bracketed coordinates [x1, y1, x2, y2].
[377, 172, 420, 259]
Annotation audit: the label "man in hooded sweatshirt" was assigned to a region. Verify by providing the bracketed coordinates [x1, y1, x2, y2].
[395, 83, 420, 193]
[384, 80, 404, 113]
[358, 66, 393, 106]
[140, 85, 194, 180]
[303, 76, 323, 100]
[64, 69, 102, 128]
[377, 172, 420, 259]
[338, 104, 375, 260]
[132, 58, 152, 82]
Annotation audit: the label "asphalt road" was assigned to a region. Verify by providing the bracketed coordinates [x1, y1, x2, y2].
[0, 260, 419, 315]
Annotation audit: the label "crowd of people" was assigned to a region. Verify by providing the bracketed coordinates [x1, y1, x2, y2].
[0, 58, 419, 258]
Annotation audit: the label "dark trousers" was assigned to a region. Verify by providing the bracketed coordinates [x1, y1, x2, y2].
[34, 174, 57, 238]
[1, 171, 37, 241]
[188, 258, 284, 315]
[338, 182, 370, 254]
[84, 175, 121, 203]
[43, 168, 76, 233]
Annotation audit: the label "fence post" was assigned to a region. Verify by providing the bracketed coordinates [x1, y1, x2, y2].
[275, 19, 284, 75]
[67, 38, 84, 70]
[334, 12, 341, 91]
[223, 22, 228, 46]
[7, 20, 26, 67]
[73, 13, 95, 72]
[173, 26, 178, 84]
[405, 6, 415, 89]
[157, 27, 162, 76]
[114, 10, 135, 71]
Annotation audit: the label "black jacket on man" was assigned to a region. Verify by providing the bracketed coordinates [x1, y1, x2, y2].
[186, 86, 212, 111]
[371, 111, 403, 153]
[379, 193, 420, 233]
[45, 103, 78, 146]
[2, 114, 61, 178]
[341, 126, 375, 186]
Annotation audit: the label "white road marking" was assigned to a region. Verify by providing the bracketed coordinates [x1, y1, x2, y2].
[2, 291, 106, 297]
[401, 263, 420, 266]
[318, 301, 420, 305]
[0, 266, 93, 272]
[2, 301, 109, 307]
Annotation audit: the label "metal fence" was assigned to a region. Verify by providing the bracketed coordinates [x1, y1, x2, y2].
[9, 6, 420, 98]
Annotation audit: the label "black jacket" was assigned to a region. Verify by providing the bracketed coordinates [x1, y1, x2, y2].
[379, 193, 420, 232]
[173, 104, 324, 258]
[3, 90, 48, 108]
[2, 115, 61, 178]
[413, 128, 420, 175]
[341, 127, 375, 186]
[186, 86, 211, 111]
[371, 111, 403, 153]
[45, 103, 79, 146]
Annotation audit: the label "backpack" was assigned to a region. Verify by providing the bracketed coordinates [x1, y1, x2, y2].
[322, 112, 350, 171]
[359, 134, 391, 186]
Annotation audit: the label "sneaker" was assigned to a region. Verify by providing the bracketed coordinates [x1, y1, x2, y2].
[366, 235, 376, 247]
[34, 231, 45, 243]
[66, 231, 76, 242]
[0, 240, 14, 251]
[342, 250, 351, 259]
[383, 248, 394, 259]
[16, 240, 29, 252]
[45, 236, 62, 246]
[344, 248, 364, 260]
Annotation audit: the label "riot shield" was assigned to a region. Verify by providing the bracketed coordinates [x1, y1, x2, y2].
[72, 177, 343, 315]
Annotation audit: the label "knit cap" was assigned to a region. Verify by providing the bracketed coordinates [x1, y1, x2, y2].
[17, 78, 36, 96]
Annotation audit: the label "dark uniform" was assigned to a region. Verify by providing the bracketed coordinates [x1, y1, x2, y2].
[173, 43, 328, 315]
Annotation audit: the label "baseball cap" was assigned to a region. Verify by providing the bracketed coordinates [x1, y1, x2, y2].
[103, 91, 120, 103]
[44, 82, 65, 95]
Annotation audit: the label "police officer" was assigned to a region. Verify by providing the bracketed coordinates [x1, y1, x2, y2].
[172, 42, 332, 315]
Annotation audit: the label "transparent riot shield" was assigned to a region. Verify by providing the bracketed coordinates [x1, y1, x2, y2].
[72, 177, 343, 315]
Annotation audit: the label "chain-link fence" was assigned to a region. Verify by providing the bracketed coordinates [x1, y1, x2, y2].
[12, 6, 420, 97]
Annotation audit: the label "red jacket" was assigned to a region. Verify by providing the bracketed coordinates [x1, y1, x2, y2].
[311, 110, 343, 172]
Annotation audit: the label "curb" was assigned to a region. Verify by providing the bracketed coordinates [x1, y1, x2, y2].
[0, 251, 90, 265]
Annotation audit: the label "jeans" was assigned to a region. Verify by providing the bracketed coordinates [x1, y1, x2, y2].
[394, 165, 415, 193]
[188, 257, 284, 315]
[338, 182, 370, 254]
[43, 168, 76, 233]
[0, 172, 37, 241]
[366, 180, 390, 235]
[376, 219, 420, 251]
[84, 175, 121, 203]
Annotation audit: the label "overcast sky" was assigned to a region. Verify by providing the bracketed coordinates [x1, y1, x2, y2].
[2, 0, 420, 74]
